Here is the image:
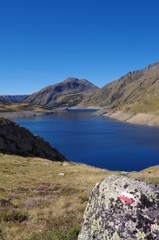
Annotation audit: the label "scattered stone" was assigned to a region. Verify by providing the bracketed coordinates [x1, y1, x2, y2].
[43, 162, 49, 165]
[58, 172, 65, 176]
[78, 175, 159, 240]
[121, 171, 128, 174]
[16, 162, 26, 166]
[63, 162, 70, 167]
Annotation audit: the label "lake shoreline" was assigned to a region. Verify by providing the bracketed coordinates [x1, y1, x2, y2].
[0, 110, 56, 120]
[0, 106, 102, 120]
[95, 108, 159, 127]
[16, 110, 159, 171]
[1, 106, 159, 128]
[68, 106, 103, 110]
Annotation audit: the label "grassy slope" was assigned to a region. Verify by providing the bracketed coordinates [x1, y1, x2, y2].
[0, 102, 50, 113]
[117, 97, 159, 114]
[84, 63, 159, 114]
[0, 153, 159, 240]
[0, 154, 113, 240]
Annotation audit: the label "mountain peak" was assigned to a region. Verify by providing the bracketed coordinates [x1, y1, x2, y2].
[24, 77, 99, 107]
[63, 77, 79, 83]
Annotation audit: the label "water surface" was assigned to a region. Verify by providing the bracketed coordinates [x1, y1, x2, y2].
[16, 109, 159, 171]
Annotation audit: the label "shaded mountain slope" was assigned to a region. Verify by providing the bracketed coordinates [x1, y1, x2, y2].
[0, 117, 66, 161]
[24, 77, 99, 107]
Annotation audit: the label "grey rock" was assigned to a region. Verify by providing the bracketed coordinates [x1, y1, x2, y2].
[78, 175, 159, 240]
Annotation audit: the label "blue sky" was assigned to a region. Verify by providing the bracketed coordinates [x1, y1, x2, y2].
[0, 0, 159, 94]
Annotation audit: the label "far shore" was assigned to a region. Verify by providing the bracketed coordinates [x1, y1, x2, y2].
[68, 106, 103, 110]
[0, 106, 103, 120]
[0, 110, 56, 120]
[1, 106, 159, 128]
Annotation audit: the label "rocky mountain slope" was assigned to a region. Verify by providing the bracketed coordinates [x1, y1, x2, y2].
[0, 95, 28, 103]
[24, 77, 99, 107]
[0, 117, 66, 161]
[86, 62, 159, 113]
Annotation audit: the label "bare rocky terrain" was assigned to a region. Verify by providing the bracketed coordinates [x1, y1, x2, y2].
[96, 109, 159, 126]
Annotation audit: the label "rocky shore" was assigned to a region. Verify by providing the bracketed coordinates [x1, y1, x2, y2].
[95, 108, 159, 127]
[0, 110, 56, 120]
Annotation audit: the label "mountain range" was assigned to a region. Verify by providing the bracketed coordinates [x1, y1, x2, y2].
[0, 95, 28, 103]
[1, 62, 159, 115]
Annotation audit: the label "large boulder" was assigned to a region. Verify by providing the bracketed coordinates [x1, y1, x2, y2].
[0, 117, 66, 161]
[78, 175, 159, 240]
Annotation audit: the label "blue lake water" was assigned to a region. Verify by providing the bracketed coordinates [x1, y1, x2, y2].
[16, 109, 159, 171]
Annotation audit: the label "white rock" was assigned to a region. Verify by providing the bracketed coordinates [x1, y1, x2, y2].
[63, 162, 70, 167]
[58, 172, 65, 176]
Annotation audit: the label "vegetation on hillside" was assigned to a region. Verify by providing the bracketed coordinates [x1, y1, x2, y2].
[24, 78, 99, 107]
[84, 62, 159, 114]
[0, 154, 111, 240]
[0, 102, 50, 113]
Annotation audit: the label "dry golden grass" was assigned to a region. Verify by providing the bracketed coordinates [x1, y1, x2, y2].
[1, 153, 159, 240]
[0, 153, 114, 240]
[0, 102, 49, 112]
[117, 97, 159, 114]
[128, 165, 159, 185]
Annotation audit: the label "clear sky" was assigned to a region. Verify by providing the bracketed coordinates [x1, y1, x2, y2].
[0, 0, 159, 94]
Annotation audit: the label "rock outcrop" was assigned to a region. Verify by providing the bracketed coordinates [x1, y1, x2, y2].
[0, 117, 66, 161]
[78, 175, 159, 240]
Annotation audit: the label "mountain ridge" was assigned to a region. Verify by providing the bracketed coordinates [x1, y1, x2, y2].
[84, 62, 159, 112]
[0, 95, 28, 103]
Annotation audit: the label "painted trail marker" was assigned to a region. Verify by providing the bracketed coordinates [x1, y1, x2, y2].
[120, 191, 134, 204]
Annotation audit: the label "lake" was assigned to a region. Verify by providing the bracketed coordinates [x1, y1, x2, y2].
[16, 109, 159, 171]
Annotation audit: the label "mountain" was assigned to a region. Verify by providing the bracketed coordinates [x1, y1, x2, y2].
[0, 117, 66, 161]
[85, 62, 159, 113]
[24, 77, 99, 107]
[0, 95, 28, 103]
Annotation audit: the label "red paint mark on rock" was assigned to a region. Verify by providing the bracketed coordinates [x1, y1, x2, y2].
[120, 195, 132, 204]
[120, 192, 134, 204]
